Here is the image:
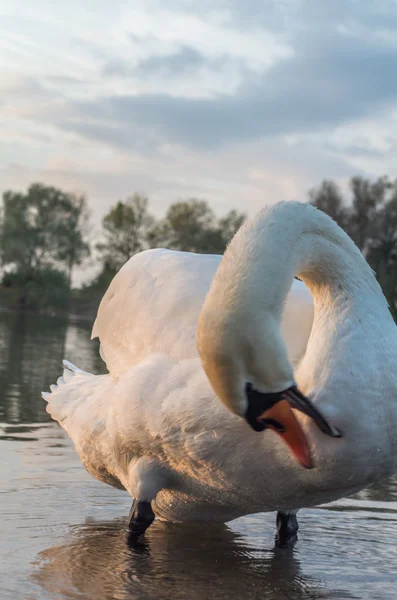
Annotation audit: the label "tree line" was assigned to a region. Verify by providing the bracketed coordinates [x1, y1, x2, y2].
[309, 176, 397, 317]
[0, 183, 245, 310]
[1, 177, 397, 317]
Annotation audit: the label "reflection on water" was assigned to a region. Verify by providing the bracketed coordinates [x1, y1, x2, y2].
[31, 504, 397, 600]
[1, 312, 397, 599]
[34, 520, 339, 600]
[0, 312, 105, 425]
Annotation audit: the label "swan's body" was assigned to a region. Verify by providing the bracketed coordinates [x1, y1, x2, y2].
[43, 202, 397, 530]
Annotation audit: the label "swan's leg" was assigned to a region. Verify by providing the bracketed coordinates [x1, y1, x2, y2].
[276, 510, 299, 546]
[127, 457, 168, 538]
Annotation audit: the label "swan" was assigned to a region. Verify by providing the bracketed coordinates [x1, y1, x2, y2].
[43, 201, 397, 543]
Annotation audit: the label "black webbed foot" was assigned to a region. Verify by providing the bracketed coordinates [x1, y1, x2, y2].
[276, 511, 299, 547]
[128, 500, 155, 538]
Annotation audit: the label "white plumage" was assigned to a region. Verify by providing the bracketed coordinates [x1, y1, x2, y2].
[43, 201, 397, 525]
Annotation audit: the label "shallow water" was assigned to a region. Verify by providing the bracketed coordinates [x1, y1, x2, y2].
[1, 313, 397, 599]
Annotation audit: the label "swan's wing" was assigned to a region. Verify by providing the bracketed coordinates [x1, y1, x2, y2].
[42, 269, 314, 494]
[91, 249, 221, 377]
[92, 247, 314, 378]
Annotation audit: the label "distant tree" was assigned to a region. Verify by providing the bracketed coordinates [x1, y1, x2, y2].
[308, 180, 349, 232]
[96, 193, 155, 273]
[151, 199, 220, 253]
[83, 259, 116, 294]
[2, 268, 70, 310]
[348, 175, 392, 252]
[90, 195, 245, 294]
[218, 209, 246, 247]
[152, 199, 246, 254]
[0, 183, 91, 308]
[310, 175, 397, 317]
[56, 193, 90, 288]
[366, 191, 397, 304]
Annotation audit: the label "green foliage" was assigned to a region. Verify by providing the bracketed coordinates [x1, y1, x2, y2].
[1, 183, 246, 310]
[151, 199, 246, 254]
[151, 199, 222, 253]
[92, 196, 246, 293]
[218, 209, 246, 248]
[0, 183, 90, 310]
[2, 267, 70, 310]
[1, 183, 89, 273]
[82, 260, 116, 293]
[55, 193, 90, 286]
[310, 175, 397, 317]
[308, 180, 349, 231]
[4, 175, 397, 324]
[96, 193, 154, 273]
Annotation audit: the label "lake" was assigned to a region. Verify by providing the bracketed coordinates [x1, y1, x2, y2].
[1, 312, 397, 599]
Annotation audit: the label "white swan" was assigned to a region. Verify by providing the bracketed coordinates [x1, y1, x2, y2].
[43, 201, 397, 541]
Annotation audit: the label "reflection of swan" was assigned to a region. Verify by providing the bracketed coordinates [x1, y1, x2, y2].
[43, 202, 397, 540]
[33, 518, 340, 600]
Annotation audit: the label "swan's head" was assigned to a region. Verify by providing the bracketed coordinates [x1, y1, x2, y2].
[197, 310, 340, 469]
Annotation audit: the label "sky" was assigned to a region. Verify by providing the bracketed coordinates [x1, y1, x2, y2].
[2, 0, 397, 236]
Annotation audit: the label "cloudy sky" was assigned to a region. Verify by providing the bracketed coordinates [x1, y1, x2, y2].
[2, 0, 397, 231]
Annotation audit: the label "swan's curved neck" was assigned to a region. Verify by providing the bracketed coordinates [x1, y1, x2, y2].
[198, 202, 391, 415]
[215, 202, 386, 323]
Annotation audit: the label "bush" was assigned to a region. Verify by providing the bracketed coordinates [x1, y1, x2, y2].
[1, 268, 70, 311]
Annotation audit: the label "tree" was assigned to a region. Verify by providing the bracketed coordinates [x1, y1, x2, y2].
[96, 193, 155, 272]
[152, 199, 220, 253]
[56, 193, 90, 288]
[308, 180, 350, 232]
[0, 183, 90, 308]
[218, 209, 246, 247]
[348, 176, 391, 252]
[90, 195, 245, 294]
[2, 268, 70, 311]
[310, 175, 397, 317]
[152, 199, 246, 254]
[366, 191, 397, 304]
[82, 259, 117, 295]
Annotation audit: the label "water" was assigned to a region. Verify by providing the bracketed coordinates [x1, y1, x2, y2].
[1, 313, 397, 599]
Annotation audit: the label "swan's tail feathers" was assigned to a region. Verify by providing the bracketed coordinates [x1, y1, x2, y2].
[41, 361, 120, 489]
[41, 360, 100, 434]
[41, 361, 90, 403]
[62, 359, 91, 376]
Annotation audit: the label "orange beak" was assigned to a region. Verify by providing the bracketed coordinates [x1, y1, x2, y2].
[258, 399, 313, 469]
[245, 383, 341, 469]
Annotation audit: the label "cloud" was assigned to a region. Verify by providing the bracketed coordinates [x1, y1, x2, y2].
[7, 0, 397, 152]
[103, 44, 208, 78]
[2, 0, 397, 254]
[138, 44, 205, 74]
[180, 0, 397, 33]
[58, 23, 397, 151]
